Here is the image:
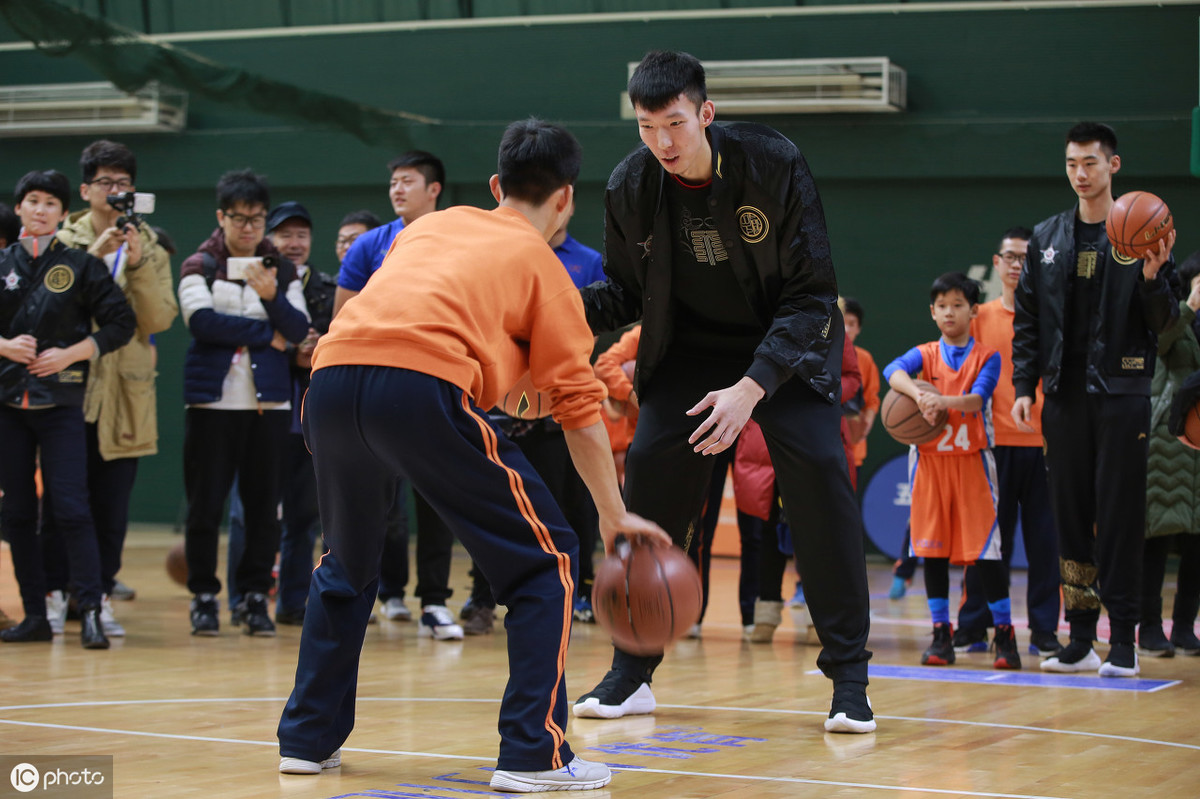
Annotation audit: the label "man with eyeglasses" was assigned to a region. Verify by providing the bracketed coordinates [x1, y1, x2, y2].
[952, 227, 1063, 659]
[177, 168, 310, 638]
[38, 140, 178, 637]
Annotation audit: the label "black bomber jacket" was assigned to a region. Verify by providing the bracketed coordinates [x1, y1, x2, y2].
[1012, 206, 1177, 399]
[580, 122, 844, 404]
[0, 236, 135, 407]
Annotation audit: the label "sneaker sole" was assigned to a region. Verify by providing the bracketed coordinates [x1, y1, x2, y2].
[824, 712, 876, 734]
[191, 628, 220, 637]
[1040, 650, 1102, 672]
[489, 772, 612, 792]
[572, 684, 656, 719]
[102, 627, 126, 637]
[1137, 646, 1175, 658]
[279, 752, 341, 774]
[921, 655, 955, 666]
[993, 657, 1022, 670]
[418, 625, 464, 640]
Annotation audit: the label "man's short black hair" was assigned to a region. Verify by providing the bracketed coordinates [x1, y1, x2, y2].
[497, 118, 581, 206]
[14, 170, 71, 211]
[842, 297, 864, 325]
[930, 271, 981, 305]
[216, 168, 270, 211]
[1066, 121, 1119, 158]
[80, 139, 137, 184]
[628, 50, 707, 113]
[0, 201, 19, 246]
[339, 209, 382, 230]
[998, 226, 1032, 252]
[386, 151, 446, 192]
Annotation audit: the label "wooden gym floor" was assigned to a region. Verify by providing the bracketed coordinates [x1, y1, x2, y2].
[0, 526, 1196, 798]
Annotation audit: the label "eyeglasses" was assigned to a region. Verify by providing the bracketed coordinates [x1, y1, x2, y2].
[336, 234, 362, 246]
[89, 178, 133, 191]
[223, 212, 267, 229]
[998, 251, 1027, 265]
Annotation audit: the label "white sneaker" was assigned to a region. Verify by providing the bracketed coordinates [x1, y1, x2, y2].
[45, 590, 67, 635]
[1041, 645, 1103, 673]
[489, 756, 611, 792]
[418, 605, 463, 640]
[279, 749, 341, 774]
[382, 597, 412, 621]
[99, 595, 125, 637]
[687, 623, 702, 639]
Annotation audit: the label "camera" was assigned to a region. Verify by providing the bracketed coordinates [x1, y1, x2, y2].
[105, 191, 156, 230]
[226, 254, 278, 281]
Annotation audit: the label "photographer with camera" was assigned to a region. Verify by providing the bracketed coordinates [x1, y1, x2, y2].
[38, 140, 179, 638]
[177, 169, 310, 639]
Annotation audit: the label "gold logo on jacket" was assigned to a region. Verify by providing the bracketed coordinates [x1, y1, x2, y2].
[1121, 357, 1145, 371]
[44, 264, 75, 293]
[736, 206, 769, 244]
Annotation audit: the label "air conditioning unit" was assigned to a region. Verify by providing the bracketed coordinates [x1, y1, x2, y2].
[620, 57, 906, 117]
[0, 81, 187, 137]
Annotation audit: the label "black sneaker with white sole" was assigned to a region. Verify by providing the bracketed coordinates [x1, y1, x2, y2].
[824, 682, 876, 733]
[240, 593, 276, 637]
[190, 594, 219, 637]
[1098, 641, 1139, 677]
[572, 669, 656, 719]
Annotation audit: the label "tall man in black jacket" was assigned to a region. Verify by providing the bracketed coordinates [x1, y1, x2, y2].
[1013, 122, 1177, 677]
[576, 50, 874, 733]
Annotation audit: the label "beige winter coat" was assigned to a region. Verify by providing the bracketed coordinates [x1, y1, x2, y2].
[58, 210, 178, 460]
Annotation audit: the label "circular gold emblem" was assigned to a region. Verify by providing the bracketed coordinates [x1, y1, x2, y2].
[737, 206, 769, 244]
[1111, 249, 1138, 266]
[44, 264, 76, 293]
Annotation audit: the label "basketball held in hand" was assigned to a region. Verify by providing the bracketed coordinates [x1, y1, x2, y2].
[592, 538, 702, 656]
[1184, 402, 1200, 450]
[1106, 191, 1173, 260]
[497, 372, 551, 419]
[881, 379, 947, 445]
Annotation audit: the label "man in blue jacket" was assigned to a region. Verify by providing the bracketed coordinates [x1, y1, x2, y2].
[177, 168, 310, 638]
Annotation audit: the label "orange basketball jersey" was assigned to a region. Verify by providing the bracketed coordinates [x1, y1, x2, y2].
[915, 340, 996, 456]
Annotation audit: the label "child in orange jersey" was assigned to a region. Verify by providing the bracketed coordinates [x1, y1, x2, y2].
[883, 272, 1020, 669]
[276, 120, 668, 792]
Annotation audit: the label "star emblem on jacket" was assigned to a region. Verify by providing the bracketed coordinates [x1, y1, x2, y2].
[3, 269, 19, 291]
[1040, 245, 1057, 265]
[638, 234, 653, 260]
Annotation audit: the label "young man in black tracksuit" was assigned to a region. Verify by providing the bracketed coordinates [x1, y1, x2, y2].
[1013, 122, 1178, 677]
[0, 170, 135, 649]
[577, 50, 874, 733]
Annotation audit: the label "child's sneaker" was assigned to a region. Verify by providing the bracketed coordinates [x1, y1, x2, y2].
[489, 756, 611, 792]
[573, 595, 594, 623]
[99, 595, 125, 637]
[951, 626, 988, 653]
[1171, 625, 1200, 655]
[888, 575, 909, 600]
[992, 624, 1022, 670]
[788, 582, 806, 607]
[418, 605, 464, 640]
[1029, 631, 1063, 657]
[190, 594, 220, 637]
[1041, 638, 1102, 672]
[921, 623, 955, 665]
[1098, 642, 1139, 677]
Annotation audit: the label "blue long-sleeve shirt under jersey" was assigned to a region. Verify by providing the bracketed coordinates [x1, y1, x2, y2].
[882, 338, 1001, 403]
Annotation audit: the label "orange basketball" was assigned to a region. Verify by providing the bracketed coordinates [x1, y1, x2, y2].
[1184, 402, 1200, 449]
[592, 540, 702, 656]
[497, 372, 551, 419]
[1106, 191, 1173, 260]
[165, 540, 188, 586]
[880, 379, 948, 446]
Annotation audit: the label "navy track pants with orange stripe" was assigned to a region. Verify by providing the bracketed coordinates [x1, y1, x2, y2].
[277, 365, 579, 771]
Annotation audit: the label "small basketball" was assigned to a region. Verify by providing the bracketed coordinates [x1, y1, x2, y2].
[1106, 191, 1173, 260]
[497, 372, 551, 419]
[592, 539, 702, 655]
[880, 379, 948, 445]
[1184, 402, 1200, 449]
[165, 540, 188, 586]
